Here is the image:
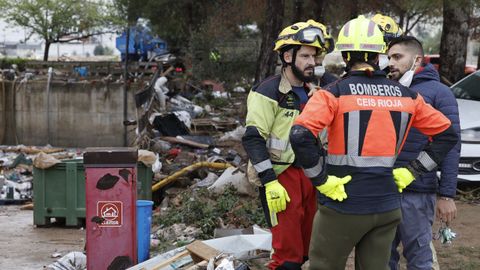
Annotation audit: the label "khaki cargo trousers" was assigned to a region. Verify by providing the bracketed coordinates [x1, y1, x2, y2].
[309, 204, 401, 270]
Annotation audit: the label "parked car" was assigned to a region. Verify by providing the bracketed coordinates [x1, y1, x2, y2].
[450, 70, 480, 181]
[424, 54, 477, 77]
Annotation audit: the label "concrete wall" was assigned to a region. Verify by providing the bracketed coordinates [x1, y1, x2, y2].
[0, 80, 139, 147]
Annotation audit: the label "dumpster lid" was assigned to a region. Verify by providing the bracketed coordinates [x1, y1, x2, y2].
[83, 147, 138, 167]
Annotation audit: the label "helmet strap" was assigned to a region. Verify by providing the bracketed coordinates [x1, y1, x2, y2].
[291, 46, 299, 66]
[279, 45, 300, 67]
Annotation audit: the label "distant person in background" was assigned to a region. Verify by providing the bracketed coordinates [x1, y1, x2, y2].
[307, 20, 338, 88]
[311, 53, 338, 87]
[371, 13, 403, 73]
[387, 36, 461, 270]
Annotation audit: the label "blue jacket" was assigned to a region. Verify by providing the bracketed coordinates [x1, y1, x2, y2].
[394, 63, 461, 197]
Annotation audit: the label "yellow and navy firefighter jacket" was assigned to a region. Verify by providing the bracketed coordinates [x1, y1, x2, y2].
[242, 71, 315, 185]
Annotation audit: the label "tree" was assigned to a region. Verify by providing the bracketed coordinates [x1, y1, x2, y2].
[254, 0, 285, 84]
[138, 0, 215, 52]
[418, 30, 442, 54]
[0, 0, 119, 61]
[309, 0, 327, 22]
[93, 45, 114, 56]
[93, 45, 105, 56]
[439, 0, 472, 84]
[469, 3, 480, 69]
[368, 0, 442, 35]
[293, 0, 304, 22]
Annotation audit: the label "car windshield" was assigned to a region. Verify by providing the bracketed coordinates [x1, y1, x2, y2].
[451, 71, 480, 101]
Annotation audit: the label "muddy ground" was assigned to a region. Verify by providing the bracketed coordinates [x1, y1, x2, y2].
[0, 200, 478, 270]
[0, 206, 85, 269]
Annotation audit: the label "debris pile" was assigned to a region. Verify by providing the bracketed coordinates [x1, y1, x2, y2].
[0, 145, 77, 204]
[0, 59, 276, 269]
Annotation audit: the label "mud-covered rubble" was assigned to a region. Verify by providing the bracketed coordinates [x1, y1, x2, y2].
[0, 76, 264, 269]
[0, 145, 80, 203]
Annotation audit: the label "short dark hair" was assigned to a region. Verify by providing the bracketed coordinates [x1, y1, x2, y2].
[388, 36, 424, 57]
[341, 51, 379, 70]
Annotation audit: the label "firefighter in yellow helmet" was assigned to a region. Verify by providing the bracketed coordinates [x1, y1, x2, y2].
[242, 20, 333, 270]
[371, 13, 404, 70]
[289, 15, 457, 269]
[372, 13, 403, 44]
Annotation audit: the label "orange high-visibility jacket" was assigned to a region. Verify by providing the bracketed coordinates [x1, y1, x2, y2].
[290, 70, 458, 214]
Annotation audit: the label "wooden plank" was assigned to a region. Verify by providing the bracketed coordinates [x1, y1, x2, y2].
[149, 250, 189, 270]
[184, 260, 208, 270]
[159, 136, 209, 149]
[186, 240, 221, 264]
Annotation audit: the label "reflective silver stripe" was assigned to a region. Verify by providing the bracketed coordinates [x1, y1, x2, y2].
[347, 111, 360, 155]
[395, 112, 409, 154]
[303, 157, 324, 178]
[253, 159, 273, 173]
[327, 155, 396, 167]
[266, 137, 290, 151]
[416, 151, 437, 171]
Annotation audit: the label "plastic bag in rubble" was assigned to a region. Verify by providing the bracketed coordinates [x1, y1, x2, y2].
[233, 86, 246, 93]
[219, 126, 246, 142]
[33, 152, 61, 169]
[170, 96, 204, 118]
[208, 167, 255, 196]
[215, 257, 235, 270]
[152, 154, 162, 173]
[173, 110, 192, 129]
[46, 251, 86, 270]
[138, 149, 156, 166]
[193, 172, 219, 188]
[154, 76, 169, 111]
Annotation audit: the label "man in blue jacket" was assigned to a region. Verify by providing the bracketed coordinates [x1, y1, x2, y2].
[387, 36, 461, 270]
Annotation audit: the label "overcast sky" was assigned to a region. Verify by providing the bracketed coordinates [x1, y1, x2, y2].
[0, 19, 117, 47]
[0, 20, 31, 43]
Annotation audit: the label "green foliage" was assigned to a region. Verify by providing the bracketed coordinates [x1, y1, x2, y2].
[129, 0, 262, 83]
[94, 45, 105, 56]
[155, 186, 266, 239]
[0, 0, 121, 60]
[418, 30, 442, 54]
[188, 30, 259, 83]
[209, 98, 230, 109]
[93, 45, 115, 56]
[0, 58, 27, 71]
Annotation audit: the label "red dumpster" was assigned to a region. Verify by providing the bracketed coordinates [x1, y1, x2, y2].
[84, 148, 138, 269]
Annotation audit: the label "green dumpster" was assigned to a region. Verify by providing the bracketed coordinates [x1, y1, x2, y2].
[33, 159, 152, 226]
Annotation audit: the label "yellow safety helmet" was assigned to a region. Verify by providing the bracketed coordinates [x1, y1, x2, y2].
[336, 15, 386, 54]
[371, 13, 403, 44]
[274, 21, 332, 53]
[305, 19, 335, 53]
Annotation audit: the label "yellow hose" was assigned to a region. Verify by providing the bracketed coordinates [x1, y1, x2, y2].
[152, 162, 232, 192]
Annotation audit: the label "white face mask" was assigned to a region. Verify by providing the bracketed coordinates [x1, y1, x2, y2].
[379, 54, 389, 70]
[399, 56, 419, 87]
[314, 65, 325, 78]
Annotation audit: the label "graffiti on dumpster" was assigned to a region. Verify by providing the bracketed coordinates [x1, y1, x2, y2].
[96, 173, 120, 190]
[118, 169, 131, 183]
[97, 201, 123, 227]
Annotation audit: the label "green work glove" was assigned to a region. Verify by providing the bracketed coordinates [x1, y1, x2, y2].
[264, 180, 291, 213]
[316, 175, 352, 201]
[393, 167, 415, 193]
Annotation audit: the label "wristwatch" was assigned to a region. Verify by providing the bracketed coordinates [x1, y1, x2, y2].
[438, 196, 453, 201]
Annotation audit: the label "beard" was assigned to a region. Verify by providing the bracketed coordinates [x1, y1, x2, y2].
[292, 63, 315, 83]
[388, 69, 402, 80]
